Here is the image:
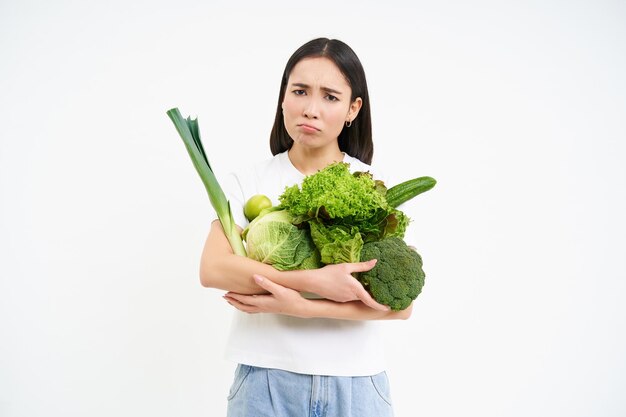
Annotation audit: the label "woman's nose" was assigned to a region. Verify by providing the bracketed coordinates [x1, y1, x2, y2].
[303, 98, 319, 119]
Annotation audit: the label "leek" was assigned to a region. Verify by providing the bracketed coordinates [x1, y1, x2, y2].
[166, 107, 247, 257]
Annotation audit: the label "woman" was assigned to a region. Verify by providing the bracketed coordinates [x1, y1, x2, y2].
[200, 37, 411, 417]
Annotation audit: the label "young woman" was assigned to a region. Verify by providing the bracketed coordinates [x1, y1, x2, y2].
[200, 37, 411, 417]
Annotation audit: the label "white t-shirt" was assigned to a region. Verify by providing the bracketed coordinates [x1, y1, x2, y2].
[215, 150, 389, 376]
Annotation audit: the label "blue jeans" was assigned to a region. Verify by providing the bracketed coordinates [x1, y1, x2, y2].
[226, 364, 394, 417]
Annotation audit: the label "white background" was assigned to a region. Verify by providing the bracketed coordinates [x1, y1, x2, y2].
[1, 1, 625, 416]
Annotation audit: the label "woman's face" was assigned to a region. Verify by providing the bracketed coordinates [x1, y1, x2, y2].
[282, 57, 362, 152]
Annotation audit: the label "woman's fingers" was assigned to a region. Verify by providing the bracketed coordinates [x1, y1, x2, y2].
[355, 286, 390, 311]
[349, 258, 377, 273]
[348, 261, 389, 310]
[348, 260, 388, 310]
[225, 275, 308, 317]
[224, 275, 283, 313]
[252, 274, 282, 294]
[224, 294, 260, 313]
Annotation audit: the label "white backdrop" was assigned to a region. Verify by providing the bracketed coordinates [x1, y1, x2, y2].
[1, 1, 625, 416]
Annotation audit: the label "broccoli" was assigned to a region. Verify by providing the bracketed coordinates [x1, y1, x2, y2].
[358, 237, 425, 311]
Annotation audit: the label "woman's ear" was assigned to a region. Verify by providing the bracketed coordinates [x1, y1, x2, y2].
[347, 97, 363, 121]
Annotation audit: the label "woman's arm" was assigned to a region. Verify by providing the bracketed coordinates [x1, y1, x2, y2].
[224, 274, 413, 321]
[200, 220, 390, 311]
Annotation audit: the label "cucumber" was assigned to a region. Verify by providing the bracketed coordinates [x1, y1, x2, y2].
[386, 176, 436, 208]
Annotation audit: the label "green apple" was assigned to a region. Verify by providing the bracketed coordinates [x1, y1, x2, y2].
[243, 194, 273, 222]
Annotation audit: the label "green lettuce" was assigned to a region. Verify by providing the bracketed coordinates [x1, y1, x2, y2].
[279, 163, 390, 222]
[278, 162, 409, 264]
[309, 221, 363, 264]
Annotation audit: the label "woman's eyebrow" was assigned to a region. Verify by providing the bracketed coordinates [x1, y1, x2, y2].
[291, 82, 343, 95]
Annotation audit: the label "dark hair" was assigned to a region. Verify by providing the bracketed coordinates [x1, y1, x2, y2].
[269, 38, 374, 165]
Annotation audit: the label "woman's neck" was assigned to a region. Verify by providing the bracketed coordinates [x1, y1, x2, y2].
[287, 145, 345, 176]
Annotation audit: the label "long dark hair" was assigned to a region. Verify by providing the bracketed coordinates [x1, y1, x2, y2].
[269, 38, 374, 165]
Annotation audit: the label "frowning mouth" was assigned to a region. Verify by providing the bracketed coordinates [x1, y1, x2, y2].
[298, 124, 320, 132]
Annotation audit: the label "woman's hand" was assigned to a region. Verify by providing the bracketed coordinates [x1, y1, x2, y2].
[306, 259, 390, 311]
[224, 275, 313, 318]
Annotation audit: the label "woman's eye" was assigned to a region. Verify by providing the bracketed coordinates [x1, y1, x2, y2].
[293, 89, 306, 96]
[326, 94, 339, 102]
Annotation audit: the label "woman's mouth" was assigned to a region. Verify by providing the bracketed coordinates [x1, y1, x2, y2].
[298, 124, 320, 133]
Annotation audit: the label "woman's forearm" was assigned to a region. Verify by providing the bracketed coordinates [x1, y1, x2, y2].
[202, 251, 314, 294]
[303, 299, 413, 321]
[200, 221, 314, 294]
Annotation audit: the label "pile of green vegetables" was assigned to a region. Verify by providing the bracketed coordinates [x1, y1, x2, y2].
[244, 162, 435, 310]
[167, 108, 435, 311]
